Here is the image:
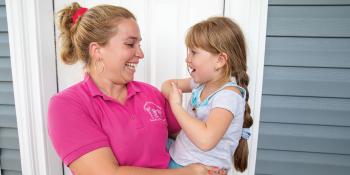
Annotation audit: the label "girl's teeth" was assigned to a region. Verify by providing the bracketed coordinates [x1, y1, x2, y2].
[187, 66, 195, 74]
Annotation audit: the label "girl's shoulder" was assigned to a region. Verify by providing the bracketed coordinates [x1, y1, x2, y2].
[222, 86, 243, 97]
[212, 83, 246, 102]
[220, 82, 246, 99]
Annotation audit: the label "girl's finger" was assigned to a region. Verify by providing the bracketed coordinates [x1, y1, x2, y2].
[171, 82, 177, 89]
[178, 89, 182, 94]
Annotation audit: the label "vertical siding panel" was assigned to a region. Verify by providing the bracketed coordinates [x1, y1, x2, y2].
[256, 0, 350, 174]
[0, 3, 22, 175]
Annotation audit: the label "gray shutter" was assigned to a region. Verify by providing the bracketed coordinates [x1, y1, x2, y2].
[0, 1, 22, 175]
[256, 0, 350, 175]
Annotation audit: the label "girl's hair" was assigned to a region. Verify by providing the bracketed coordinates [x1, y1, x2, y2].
[186, 16, 253, 172]
[57, 2, 136, 68]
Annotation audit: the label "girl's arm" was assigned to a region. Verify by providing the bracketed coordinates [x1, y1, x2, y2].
[169, 83, 238, 151]
[161, 78, 192, 99]
[69, 147, 216, 175]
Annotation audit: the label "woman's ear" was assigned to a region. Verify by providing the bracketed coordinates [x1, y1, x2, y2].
[89, 42, 101, 61]
[217, 52, 228, 68]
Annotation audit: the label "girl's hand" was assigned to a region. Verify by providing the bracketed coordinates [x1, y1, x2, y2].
[186, 163, 228, 175]
[169, 82, 183, 107]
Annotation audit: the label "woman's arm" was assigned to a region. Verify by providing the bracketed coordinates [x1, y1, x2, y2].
[168, 84, 238, 151]
[161, 78, 192, 99]
[69, 147, 217, 175]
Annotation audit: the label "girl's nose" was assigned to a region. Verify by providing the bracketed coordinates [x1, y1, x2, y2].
[185, 55, 191, 63]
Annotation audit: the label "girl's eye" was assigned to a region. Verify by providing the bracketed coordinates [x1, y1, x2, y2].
[189, 49, 196, 55]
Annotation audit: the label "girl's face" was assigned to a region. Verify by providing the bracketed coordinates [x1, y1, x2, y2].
[99, 18, 144, 84]
[186, 47, 221, 84]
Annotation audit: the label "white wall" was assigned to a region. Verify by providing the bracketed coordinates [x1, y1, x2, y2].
[55, 0, 224, 90]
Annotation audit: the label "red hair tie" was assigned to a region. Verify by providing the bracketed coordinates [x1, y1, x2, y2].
[72, 7, 88, 24]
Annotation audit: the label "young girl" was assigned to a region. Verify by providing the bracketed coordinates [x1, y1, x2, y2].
[162, 17, 253, 172]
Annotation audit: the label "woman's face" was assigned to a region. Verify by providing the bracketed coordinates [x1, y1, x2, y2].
[99, 18, 144, 84]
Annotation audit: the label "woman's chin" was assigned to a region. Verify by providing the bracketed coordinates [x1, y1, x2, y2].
[123, 69, 136, 81]
[124, 73, 135, 82]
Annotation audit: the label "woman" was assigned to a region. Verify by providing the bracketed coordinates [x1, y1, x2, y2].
[48, 2, 226, 175]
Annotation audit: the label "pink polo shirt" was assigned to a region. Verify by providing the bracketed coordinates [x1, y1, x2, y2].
[48, 74, 180, 168]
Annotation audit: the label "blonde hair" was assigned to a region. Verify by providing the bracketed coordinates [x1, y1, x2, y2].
[57, 2, 135, 68]
[186, 16, 253, 172]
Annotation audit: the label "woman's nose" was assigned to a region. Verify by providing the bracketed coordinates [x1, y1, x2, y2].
[136, 46, 144, 59]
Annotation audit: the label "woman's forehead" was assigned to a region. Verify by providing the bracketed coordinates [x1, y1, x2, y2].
[116, 19, 141, 40]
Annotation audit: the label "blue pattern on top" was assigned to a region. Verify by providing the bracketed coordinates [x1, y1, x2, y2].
[191, 81, 245, 109]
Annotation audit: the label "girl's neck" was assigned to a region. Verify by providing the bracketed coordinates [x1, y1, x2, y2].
[204, 76, 230, 90]
[201, 77, 230, 100]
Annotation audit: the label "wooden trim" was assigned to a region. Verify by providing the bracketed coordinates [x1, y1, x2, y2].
[5, 0, 63, 174]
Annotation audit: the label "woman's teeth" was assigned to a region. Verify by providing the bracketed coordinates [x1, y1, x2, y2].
[126, 63, 137, 70]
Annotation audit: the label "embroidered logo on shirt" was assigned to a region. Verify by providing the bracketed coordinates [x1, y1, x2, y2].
[144, 102, 165, 122]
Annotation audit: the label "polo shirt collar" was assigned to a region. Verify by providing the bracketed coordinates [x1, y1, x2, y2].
[126, 80, 141, 98]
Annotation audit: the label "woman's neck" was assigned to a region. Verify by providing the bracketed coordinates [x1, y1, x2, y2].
[89, 72, 127, 103]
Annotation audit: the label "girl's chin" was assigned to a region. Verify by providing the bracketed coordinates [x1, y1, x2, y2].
[192, 77, 201, 84]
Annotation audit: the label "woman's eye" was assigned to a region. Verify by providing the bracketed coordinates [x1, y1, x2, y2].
[126, 43, 135, 47]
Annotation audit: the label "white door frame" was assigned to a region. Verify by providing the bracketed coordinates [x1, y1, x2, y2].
[5, 0, 268, 174]
[5, 0, 63, 175]
[225, 0, 269, 174]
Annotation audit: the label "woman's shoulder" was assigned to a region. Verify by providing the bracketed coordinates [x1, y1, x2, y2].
[50, 81, 90, 105]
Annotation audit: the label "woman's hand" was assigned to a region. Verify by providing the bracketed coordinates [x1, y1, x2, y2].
[169, 82, 183, 107]
[186, 163, 228, 175]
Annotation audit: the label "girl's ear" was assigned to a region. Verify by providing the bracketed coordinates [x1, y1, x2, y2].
[89, 42, 101, 61]
[217, 52, 228, 68]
